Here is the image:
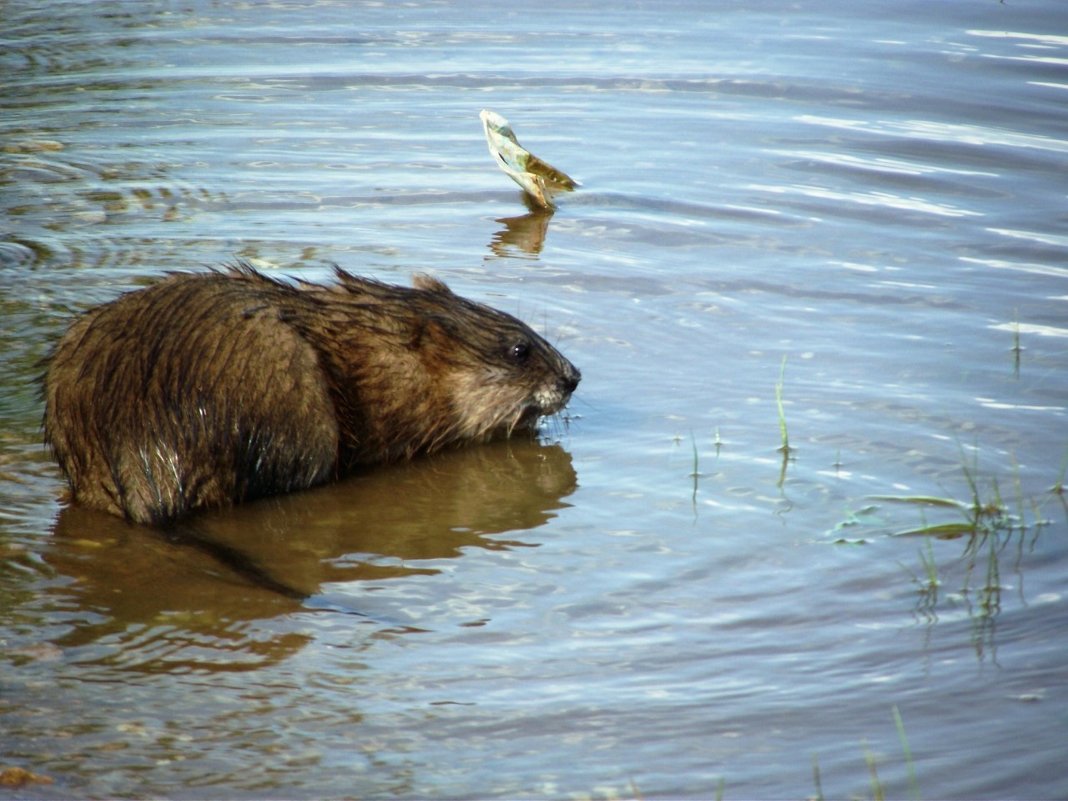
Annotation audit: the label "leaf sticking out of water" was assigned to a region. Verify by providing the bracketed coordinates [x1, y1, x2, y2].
[480, 109, 578, 209]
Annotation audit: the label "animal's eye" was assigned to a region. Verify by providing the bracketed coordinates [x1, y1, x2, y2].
[509, 340, 531, 363]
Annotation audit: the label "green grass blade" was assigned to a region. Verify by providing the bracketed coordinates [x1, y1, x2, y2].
[893, 705, 920, 800]
[775, 355, 791, 455]
[869, 495, 971, 510]
[893, 521, 977, 539]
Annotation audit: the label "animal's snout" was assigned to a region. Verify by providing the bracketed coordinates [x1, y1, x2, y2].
[560, 366, 581, 397]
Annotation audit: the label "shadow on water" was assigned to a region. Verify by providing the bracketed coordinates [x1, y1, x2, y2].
[487, 194, 556, 259]
[489, 208, 553, 259]
[39, 438, 577, 674]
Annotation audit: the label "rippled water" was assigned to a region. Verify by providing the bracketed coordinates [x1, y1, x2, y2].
[3, 1, 1067, 798]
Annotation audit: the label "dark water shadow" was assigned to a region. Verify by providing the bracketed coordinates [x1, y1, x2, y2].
[41, 438, 577, 672]
[487, 195, 555, 259]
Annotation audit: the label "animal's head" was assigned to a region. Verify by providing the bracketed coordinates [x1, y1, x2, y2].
[407, 274, 580, 442]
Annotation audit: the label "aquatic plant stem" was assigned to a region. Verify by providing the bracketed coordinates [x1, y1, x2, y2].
[893, 705, 920, 800]
[811, 754, 825, 801]
[864, 741, 885, 801]
[775, 354, 791, 455]
[689, 429, 700, 506]
[1011, 308, 1022, 378]
[1052, 447, 1068, 497]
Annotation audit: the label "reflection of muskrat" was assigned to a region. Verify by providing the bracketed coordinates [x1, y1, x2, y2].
[43, 265, 580, 525]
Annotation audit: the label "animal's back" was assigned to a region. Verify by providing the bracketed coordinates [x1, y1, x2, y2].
[44, 270, 340, 524]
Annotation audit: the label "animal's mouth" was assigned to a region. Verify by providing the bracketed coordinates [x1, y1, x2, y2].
[514, 403, 546, 431]
[510, 396, 562, 434]
[532, 378, 578, 419]
[484, 368, 579, 439]
[516, 381, 576, 431]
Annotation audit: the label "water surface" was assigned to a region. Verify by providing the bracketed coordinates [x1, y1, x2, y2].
[2, 1, 1067, 798]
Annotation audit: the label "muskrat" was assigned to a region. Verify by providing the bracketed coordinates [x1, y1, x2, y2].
[43, 264, 580, 525]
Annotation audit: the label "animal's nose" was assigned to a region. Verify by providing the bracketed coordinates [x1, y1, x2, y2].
[560, 366, 581, 396]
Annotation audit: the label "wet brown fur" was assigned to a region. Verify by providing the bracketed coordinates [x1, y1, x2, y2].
[43, 265, 580, 525]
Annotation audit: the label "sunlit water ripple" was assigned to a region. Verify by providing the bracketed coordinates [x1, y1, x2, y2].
[2, 1, 1067, 798]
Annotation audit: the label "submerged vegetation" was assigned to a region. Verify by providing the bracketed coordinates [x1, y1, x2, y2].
[810, 706, 919, 801]
[681, 388, 1063, 661]
[827, 444, 1065, 662]
[775, 355, 792, 488]
[775, 354, 791, 457]
[873, 446, 1052, 542]
[1010, 308, 1023, 378]
[629, 706, 920, 801]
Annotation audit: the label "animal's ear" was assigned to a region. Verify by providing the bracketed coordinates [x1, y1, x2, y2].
[408, 316, 451, 351]
[412, 273, 452, 295]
